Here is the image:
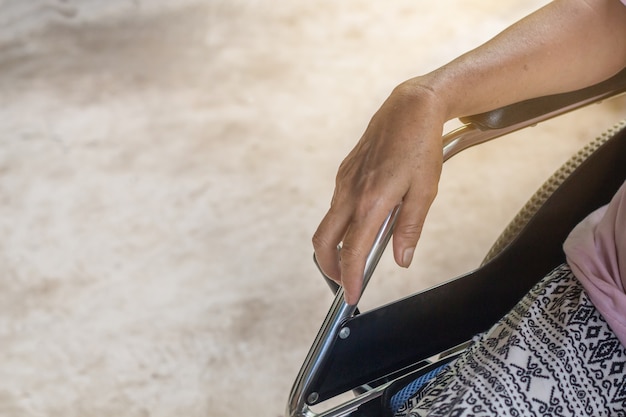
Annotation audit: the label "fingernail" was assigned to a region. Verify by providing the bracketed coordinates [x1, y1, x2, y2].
[402, 247, 415, 267]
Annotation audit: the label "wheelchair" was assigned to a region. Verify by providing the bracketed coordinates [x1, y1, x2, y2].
[286, 67, 626, 417]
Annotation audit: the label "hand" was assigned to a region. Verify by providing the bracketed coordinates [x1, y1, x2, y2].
[312, 80, 446, 305]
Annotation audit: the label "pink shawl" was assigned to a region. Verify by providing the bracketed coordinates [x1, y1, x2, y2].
[564, 180, 626, 347]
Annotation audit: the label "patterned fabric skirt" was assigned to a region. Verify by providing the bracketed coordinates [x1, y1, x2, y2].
[395, 263, 626, 417]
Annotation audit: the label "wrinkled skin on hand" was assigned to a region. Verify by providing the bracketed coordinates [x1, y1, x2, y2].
[312, 0, 626, 306]
[312, 82, 446, 305]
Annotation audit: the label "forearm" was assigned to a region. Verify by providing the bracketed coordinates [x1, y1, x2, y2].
[404, 0, 626, 121]
[313, 0, 626, 305]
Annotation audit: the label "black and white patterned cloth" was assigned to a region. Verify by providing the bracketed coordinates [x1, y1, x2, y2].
[395, 263, 626, 417]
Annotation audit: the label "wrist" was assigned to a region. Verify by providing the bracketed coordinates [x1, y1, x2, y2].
[392, 76, 452, 122]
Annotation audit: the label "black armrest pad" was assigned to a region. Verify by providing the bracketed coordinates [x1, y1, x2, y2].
[461, 67, 626, 130]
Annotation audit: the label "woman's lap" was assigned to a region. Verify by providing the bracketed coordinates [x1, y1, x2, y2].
[395, 263, 626, 417]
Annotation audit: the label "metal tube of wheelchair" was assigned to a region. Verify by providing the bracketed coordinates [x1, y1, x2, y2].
[286, 206, 401, 417]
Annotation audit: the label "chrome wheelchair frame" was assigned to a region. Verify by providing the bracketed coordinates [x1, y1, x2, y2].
[287, 68, 626, 417]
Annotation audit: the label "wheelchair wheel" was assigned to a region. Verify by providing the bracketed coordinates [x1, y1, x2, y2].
[482, 119, 626, 265]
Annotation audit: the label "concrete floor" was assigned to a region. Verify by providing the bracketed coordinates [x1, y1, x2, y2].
[0, 1, 624, 416]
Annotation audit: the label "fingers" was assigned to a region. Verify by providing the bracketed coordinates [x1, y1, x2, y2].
[312, 206, 350, 283]
[391, 134, 442, 269]
[314, 170, 440, 306]
[313, 197, 393, 305]
[338, 204, 391, 305]
[391, 185, 438, 269]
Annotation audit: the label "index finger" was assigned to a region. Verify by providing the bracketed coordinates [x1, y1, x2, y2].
[337, 202, 393, 305]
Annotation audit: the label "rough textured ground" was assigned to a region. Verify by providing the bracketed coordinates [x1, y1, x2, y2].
[0, 1, 624, 416]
